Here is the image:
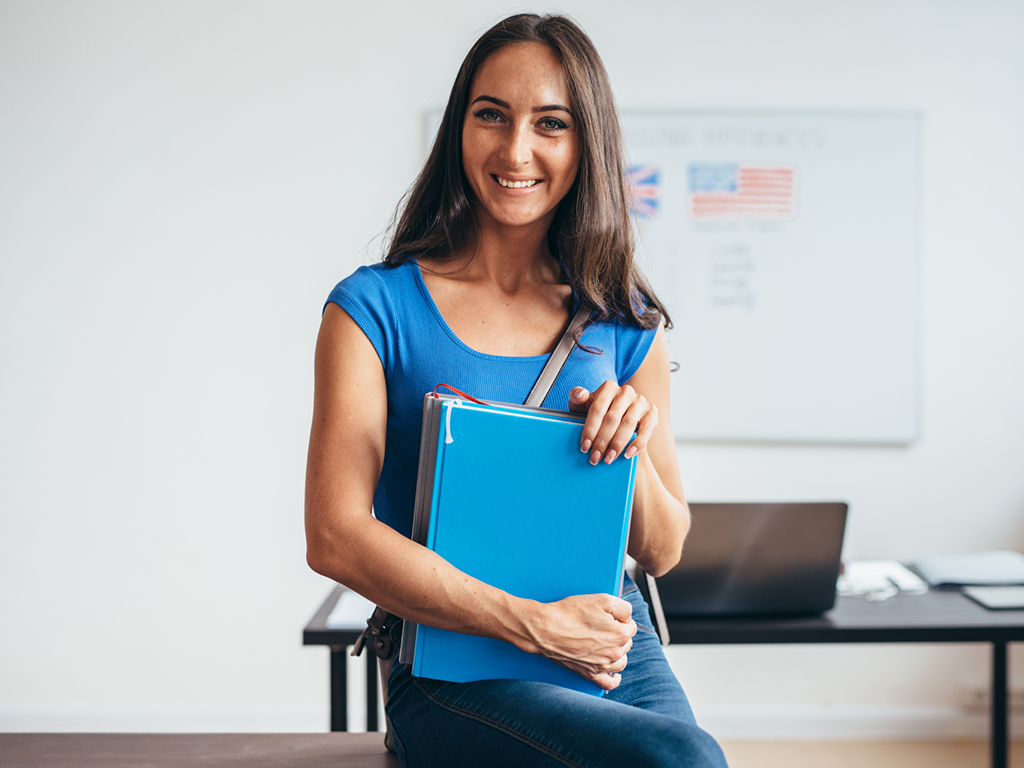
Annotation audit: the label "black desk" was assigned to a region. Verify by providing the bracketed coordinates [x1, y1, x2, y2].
[304, 586, 1023, 768]
[303, 586, 382, 733]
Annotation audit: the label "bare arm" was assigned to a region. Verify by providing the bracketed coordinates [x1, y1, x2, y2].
[568, 324, 689, 577]
[304, 303, 636, 688]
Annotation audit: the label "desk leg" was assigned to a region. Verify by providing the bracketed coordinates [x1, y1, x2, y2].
[366, 652, 379, 732]
[991, 641, 1007, 768]
[330, 646, 348, 732]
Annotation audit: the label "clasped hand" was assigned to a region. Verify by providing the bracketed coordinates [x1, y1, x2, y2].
[532, 593, 637, 691]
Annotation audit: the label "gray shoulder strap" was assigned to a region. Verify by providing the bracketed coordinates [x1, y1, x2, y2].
[523, 305, 590, 408]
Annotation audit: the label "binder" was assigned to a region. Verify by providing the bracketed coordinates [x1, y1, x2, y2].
[399, 392, 637, 696]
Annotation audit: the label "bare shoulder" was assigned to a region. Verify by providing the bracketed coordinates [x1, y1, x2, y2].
[310, 303, 387, 455]
[315, 304, 383, 382]
[625, 324, 671, 400]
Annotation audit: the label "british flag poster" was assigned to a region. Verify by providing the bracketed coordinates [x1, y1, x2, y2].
[627, 163, 662, 218]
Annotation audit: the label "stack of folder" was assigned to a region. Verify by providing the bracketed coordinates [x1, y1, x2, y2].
[399, 392, 638, 696]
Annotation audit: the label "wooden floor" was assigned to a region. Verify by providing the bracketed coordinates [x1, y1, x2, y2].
[0, 734, 400, 768]
[719, 740, 1024, 768]
[0, 734, 1020, 767]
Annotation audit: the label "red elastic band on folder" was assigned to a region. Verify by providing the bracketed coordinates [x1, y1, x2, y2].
[432, 383, 487, 405]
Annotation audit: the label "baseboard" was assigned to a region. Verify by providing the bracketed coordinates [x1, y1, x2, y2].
[697, 705, 1024, 741]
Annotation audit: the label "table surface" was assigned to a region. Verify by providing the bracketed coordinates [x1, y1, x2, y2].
[304, 584, 1024, 646]
[662, 587, 1024, 644]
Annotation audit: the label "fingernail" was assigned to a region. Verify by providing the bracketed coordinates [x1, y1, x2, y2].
[581, 439, 592, 453]
[624, 446, 637, 459]
[572, 387, 586, 399]
[590, 450, 601, 465]
[604, 449, 617, 464]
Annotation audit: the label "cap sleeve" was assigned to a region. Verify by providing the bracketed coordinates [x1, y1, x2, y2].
[324, 265, 398, 380]
[615, 319, 657, 384]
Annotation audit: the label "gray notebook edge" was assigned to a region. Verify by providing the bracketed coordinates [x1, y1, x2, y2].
[398, 394, 443, 666]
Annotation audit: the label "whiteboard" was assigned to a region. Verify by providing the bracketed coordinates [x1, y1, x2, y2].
[622, 112, 921, 444]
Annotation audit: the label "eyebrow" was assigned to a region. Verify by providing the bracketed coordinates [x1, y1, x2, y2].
[471, 95, 572, 114]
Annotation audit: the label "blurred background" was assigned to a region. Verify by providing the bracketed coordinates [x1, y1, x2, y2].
[1, 0, 1022, 739]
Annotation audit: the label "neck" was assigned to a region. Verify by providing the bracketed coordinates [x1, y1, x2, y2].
[454, 206, 561, 288]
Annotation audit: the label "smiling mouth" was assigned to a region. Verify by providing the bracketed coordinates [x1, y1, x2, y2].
[493, 175, 540, 189]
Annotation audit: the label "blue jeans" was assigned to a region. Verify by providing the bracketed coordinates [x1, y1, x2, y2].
[385, 575, 728, 767]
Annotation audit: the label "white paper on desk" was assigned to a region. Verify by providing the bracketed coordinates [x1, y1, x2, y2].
[838, 560, 928, 597]
[912, 550, 1024, 587]
[326, 590, 376, 629]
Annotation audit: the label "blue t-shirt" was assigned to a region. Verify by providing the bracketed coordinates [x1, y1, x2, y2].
[326, 260, 657, 538]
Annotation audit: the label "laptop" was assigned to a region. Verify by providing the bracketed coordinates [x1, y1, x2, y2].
[649, 502, 848, 617]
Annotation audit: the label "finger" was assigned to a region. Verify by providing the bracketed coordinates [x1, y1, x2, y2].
[567, 387, 590, 414]
[599, 640, 631, 670]
[606, 596, 634, 623]
[580, 384, 616, 458]
[624, 403, 658, 460]
[603, 399, 649, 464]
[598, 672, 622, 691]
[588, 387, 637, 463]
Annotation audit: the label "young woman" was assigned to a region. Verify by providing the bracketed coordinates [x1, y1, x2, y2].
[305, 13, 728, 767]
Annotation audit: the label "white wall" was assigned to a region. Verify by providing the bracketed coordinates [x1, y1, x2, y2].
[1, 0, 1022, 738]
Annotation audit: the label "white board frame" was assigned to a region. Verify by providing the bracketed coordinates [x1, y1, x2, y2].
[622, 111, 921, 444]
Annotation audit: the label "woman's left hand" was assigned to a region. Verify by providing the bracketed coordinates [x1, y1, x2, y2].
[568, 382, 658, 465]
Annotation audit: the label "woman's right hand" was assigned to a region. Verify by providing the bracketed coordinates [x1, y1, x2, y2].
[524, 593, 637, 690]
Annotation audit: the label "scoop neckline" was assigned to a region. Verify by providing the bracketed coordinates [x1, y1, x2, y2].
[410, 258, 576, 363]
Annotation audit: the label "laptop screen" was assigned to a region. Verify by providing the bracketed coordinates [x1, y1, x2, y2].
[654, 502, 848, 617]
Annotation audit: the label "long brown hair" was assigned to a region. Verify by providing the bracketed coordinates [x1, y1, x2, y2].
[384, 13, 670, 331]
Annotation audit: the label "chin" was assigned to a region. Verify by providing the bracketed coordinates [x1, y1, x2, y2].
[479, 203, 555, 230]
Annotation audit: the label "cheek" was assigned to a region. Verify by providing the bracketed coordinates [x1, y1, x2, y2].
[557, 138, 580, 183]
[461, 142, 482, 193]
[462, 132, 491, 179]
[560, 150, 581, 189]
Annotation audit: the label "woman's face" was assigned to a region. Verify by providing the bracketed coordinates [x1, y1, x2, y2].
[462, 43, 580, 234]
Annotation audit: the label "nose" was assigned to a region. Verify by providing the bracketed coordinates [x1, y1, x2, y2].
[500, 121, 532, 168]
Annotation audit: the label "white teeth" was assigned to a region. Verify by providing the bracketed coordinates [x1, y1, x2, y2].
[497, 176, 539, 189]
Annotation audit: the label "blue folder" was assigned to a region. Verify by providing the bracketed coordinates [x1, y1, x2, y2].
[399, 392, 637, 696]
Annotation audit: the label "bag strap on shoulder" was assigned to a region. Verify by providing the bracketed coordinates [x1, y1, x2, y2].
[523, 305, 590, 408]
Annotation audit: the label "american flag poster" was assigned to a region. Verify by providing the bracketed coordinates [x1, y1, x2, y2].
[688, 162, 798, 220]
